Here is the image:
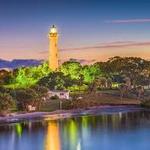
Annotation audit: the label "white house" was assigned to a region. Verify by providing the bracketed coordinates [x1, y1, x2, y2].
[48, 90, 70, 100]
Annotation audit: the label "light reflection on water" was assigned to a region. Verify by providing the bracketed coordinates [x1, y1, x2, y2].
[45, 121, 61, 150]
[0, 110, 150, 150]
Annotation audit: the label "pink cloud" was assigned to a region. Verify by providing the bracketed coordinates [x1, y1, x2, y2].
[106, 19, 150, 23]
[39, 41, 150, 56]
[58, 41, 150, 51]
[38, 40, 150, 61]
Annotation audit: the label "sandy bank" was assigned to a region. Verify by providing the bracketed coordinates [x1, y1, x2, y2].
[0, 105, 144, 124]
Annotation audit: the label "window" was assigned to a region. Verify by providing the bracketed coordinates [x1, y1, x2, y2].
[60, 93, 64, 96]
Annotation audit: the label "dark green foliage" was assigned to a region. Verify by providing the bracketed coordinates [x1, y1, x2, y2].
[62, 100, 72, 109]
[0, 92, 15, 112]
[0, 86, 8, 93]
[13, 86, 49, 111]
[81, 64, 102, 83]
[50, 95, 59, 100]
[99, 56, 150, 86]
[0, 57, 149, 112]
[59, 61, 82, 79]
[141, 100, 150, 108]
[14, 89, 38, 111]
[60, 61, 102, 84]
[38, 71, 76, 90]
[0, 70, 13, 85]
[31, 85, 49, 98]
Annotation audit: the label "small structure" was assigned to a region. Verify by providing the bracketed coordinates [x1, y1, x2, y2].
[27, 105, 36, 112]
[48, 90, 70, 100]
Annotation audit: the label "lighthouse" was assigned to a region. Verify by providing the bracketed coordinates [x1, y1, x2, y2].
[48, 25, 59, 71]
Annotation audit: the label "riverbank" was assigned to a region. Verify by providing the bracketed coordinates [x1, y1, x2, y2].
[42, 92, 141, 111]
[0, 105, 144, 124]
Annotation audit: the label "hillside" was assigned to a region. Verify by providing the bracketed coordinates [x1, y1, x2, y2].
[0, 59, 43, 69]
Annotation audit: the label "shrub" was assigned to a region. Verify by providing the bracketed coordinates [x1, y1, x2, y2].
[0, 93, 15, 113]
[141, 100, 150, 108]
[51, 95, 59, 100]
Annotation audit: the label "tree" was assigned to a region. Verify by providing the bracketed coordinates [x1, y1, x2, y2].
[0, 70, 12, 85]
[14, 86, 50, 111]
[87, 77, 105, 94]
[97, 56, 150, 88]
[0, 93, 15, 113]
[11, 62, 51, 88]
[59, 61, 82, 80]
[119, 84, 129, 99]
[81, 64, 102, 83]
[107, 78, 112, 89]
[14, 89, 38, 111]
[32, 85, 49, 98]
[87, 82, 97, 94]
[38, 72, 75, 90]
[97, 77, 107, 89]
[0, 86, 9, 93]
[136, 86, 144, 99]
[31, 85, 49, 109]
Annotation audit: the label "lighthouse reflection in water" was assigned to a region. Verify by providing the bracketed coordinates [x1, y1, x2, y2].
[0, 111, 150, 150]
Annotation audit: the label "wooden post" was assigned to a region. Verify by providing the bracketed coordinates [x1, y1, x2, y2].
[59, 100, 62, 110]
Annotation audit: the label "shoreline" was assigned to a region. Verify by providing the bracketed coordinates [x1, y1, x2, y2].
[0, 105, 145, 124]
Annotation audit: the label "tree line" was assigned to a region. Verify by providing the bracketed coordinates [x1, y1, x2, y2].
[0, 56, 150, 113]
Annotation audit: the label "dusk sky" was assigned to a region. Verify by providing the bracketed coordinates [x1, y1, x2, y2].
[0, 0, 150, 61]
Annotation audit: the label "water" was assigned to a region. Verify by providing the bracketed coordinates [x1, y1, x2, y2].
[0, 109, 150, 150]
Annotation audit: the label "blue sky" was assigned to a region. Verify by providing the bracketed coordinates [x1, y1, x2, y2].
[0, 0, 150, 61]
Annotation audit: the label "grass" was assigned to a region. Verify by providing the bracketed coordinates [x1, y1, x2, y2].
[6, 89, 143, 113]
[70, 93, 140, 109]
[40, 99, 61, 112]
[40, 92, 141, 111]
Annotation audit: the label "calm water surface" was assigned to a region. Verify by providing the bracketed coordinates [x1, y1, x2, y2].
[0, 109, 150, 150]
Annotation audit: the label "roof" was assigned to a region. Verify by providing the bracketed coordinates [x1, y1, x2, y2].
[49, 90, 69, 93]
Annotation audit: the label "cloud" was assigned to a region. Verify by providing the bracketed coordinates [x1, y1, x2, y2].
[60, 41, 150, 51]
[39, 41, 150, 61]
[106, 19, 150, 24]
[39, 41, 150, 54]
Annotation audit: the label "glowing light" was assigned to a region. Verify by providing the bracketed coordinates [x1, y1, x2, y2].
[69, 120, 78, 143]
[15, 123, 22, 137]
[50, 25, 57, 34]
[45, 121, 61, 150]
[77, 141, 81, 150]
